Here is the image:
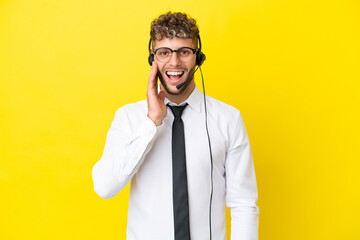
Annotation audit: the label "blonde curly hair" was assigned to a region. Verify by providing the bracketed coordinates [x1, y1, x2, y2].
[150, 11, 199, 46]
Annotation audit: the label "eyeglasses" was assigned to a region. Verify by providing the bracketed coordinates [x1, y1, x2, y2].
[152, 47, 197, 63]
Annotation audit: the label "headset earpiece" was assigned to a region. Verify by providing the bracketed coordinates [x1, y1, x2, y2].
[196, 51, 206, 66]
[148, 54, 154, 66]
[148, 39, 154, 66]
[196, 35, 206, 66]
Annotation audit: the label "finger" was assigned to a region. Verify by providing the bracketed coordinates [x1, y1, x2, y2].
[147, 62, 158, 96]
[148, 62, 158, 87]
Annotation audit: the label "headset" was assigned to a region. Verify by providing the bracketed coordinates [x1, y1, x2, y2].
[147, 35, 213, 240]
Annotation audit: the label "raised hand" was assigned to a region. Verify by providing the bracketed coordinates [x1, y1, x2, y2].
[147, 62, 167, 126]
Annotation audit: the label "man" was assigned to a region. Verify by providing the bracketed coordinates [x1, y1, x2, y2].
[92, 12, 259, 240]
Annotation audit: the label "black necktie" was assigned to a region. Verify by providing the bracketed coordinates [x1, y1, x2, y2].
[167, 103, 191, 240]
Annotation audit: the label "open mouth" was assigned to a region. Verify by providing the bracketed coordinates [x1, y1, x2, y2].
[165, 71, 185, 83]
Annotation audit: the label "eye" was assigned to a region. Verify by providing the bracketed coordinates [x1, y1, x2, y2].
[179, 48, 191, 56]
[157, 49, 171, 56]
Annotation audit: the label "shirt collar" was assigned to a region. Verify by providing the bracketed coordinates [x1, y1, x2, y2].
[162, 85, 202, 113]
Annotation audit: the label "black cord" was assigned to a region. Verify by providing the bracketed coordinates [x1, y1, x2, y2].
[200, 66, 214, 240]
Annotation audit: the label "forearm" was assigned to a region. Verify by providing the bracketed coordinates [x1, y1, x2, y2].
[229, 204, 259, 240]
[92, 114, 159, 199]
[227, 143, 259, 239]
[226, 111, 260, 239]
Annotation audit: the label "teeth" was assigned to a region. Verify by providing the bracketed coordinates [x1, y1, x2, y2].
[166, 71, 184, 76]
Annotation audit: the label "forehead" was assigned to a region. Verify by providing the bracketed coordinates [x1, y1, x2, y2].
[153, 37, 196, 49]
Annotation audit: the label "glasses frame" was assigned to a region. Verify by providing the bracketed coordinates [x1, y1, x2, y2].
[152, 46, 197, 63]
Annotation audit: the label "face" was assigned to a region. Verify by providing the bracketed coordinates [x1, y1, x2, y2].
[153, 37, 197, 95]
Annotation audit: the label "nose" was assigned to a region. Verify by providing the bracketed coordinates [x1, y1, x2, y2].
[168, 52, 181, 66]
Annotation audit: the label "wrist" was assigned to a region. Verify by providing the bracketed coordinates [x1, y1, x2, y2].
[147, 113, 163, 127]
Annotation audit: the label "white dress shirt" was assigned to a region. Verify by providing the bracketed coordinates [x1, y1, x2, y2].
[92, 85, 259, 240]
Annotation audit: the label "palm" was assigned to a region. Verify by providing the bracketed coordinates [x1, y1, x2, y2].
[147, 62, 167, 126]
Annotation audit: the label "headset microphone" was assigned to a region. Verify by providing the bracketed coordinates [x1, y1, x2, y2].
[176, 66, 199, 90]
[176, 81, 187, 90]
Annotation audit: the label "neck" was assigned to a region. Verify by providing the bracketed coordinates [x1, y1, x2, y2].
[162, 81, 195, 104]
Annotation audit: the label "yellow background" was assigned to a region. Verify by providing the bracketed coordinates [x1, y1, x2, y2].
[1, 0, 359, 239]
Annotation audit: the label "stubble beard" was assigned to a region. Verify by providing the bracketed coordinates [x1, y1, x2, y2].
[158, 66, 196, 95]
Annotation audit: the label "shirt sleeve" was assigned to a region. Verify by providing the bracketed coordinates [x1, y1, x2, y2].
[92, 107, 161, 199]
[225, 110, 259, 240]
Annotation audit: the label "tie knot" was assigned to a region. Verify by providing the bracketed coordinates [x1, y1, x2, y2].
[168, 103, 188, 118]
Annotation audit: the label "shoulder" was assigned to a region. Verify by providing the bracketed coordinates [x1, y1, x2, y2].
[204, 95, 248, 149]
[111, 100, 148, 126]
[205, 95, 250, 149]
[114, 100, 147, 118]
[205, 95, 242, 120]
[109, 100, 148, 130]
